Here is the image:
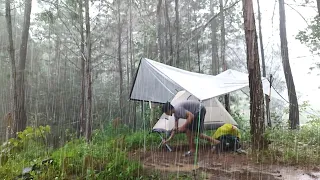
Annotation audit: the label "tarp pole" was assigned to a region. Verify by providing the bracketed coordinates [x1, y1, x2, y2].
[143, 101, 146, 153]
[268, 74, 273, 127]
[194, 100, 202, 169]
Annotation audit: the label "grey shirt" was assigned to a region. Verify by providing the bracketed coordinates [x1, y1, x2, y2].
[173, 100, 204, 121]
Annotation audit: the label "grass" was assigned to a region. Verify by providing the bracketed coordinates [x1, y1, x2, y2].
[1, 116, 320, 179]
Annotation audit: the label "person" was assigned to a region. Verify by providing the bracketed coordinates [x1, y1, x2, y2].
[212, 123, 242, 153]
[161, 100, 220, 156]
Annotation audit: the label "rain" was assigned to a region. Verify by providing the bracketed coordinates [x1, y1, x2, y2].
[1, 0, 320, 179]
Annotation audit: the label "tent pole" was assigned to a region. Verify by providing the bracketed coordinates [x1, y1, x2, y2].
[143, 101, 146, 153]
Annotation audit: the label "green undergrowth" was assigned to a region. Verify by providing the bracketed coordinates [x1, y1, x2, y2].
[0, 123, 176, 179]
[2, 115, 320, 179]
[258, 117, 320, 165]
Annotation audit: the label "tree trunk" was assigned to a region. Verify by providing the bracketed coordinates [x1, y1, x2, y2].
[164, 0, 173, 65]
[5, 0, 17, 138]
[219, 0, 230, 113]
[129, 0, 137, 131]
[257, 0, 270, 127]
[84, 0, 92, 141]
[279, 0, 299, 129]
[317, 0, 320, 17]
[14, 0, 32, 134]
[118, 0, 124, 120]
[79, 0, 86, 138]
[210, 0, 219, 75]
[174, 0, 180, 67]
[156, 0, 164, 63]
[242, 0, 267, 151]
[197, 37, 201, 73]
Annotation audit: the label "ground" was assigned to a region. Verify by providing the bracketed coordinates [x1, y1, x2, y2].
[129, 144, 320, 180]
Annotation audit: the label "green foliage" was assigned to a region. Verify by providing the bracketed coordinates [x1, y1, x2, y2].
[296, 16, 320, 54]
[0, 126, 52, 179]
[263, 115, 320, 165]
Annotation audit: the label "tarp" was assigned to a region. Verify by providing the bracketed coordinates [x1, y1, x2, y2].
[130, 58, 288, 103]
[152, 91, 238, 133]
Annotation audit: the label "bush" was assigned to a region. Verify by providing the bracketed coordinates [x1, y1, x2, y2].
[263, 117, 320, 165]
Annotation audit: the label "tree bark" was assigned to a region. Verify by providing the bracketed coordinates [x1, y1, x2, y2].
[279, 0, 299, 129]
[129, 0, 137, 131]
[210, 0, 219, 75]
[164, 0, 173, 65]
[197, 37, 201, 73]
[317, 0, 320, 17]
[118, 0, 124, 120]
[156, 0, 164, 62]
[242, 0, 267, 151]
[5, 0, 17, 138]
[219, 0, 230, 113]
[10, 0, 32, 134]
[257, 0, 270, 127]
[84, 0, 92, 141]
[174, 0, 180, 67]
[79, 0, 86, 138]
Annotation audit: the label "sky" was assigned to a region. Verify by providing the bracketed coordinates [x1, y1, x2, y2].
[255, 0, 320, 113]
[30, 0, 320, 113]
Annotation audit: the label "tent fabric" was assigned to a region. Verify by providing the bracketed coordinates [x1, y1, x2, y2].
[130, 58, 288, 103]
[152, 91, 238, 133]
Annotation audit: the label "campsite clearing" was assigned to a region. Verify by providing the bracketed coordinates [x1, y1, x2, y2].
[130, 144, 320, 180]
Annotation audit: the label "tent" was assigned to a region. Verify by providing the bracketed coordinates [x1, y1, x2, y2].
[129, 58, 288, 151]
[152, 90, 238, 134]
[130, 58, 288, 104]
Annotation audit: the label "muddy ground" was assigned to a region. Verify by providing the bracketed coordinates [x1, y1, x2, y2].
[129, 144, 320, 180]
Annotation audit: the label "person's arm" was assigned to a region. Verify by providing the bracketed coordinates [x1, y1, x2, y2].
[180, 111, 194, 130]
[162, 121, 178, 144]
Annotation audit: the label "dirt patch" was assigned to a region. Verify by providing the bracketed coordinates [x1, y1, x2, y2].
[129, 144, 320, 180]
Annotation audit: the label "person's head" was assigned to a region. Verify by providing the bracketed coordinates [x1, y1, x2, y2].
[232, 125, 238, 131]
[162, 102, 174, 116]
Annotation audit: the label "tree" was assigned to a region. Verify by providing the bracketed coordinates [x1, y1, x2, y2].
[84, 0, 93, 141]
[174, 0, 180, 67]
[117, 0, 125, 121]
[220, 0, 230, 113]
[279, 0, 299, 129]
[242, 0, 267, 151]
[79, 0, 86, 138]
[256, 0, 270, 127]
[210, 0, 219, 75]
[317, 0, 320, 16]
[5, 0, 32, 136]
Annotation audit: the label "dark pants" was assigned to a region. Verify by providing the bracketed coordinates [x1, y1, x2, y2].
[188, 107, 206, 133]
[217, 135, 241, 152]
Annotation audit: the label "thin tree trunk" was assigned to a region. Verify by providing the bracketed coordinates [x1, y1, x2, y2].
[15, 0, 32, 134]
[197, 38, 201, 73]
[174, 0, 180, 67]
[210, 0, 219, 75]
[118, 0, 124, 119]
[156, 0, 164, 62]
[5, 0, 16, 138]
[220, 0, 230, 113]
[129, 0, 136, 131]
[257, 0, 270, 127]
[242, 0, 267, 151]
[187, 0, 191, 70]
[79, 0, 86, 138]
[164, 0, 173, 65]
[317, 0, 320, 17]
[84, 0, 92, 141]
[279, 0, 299, 129]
